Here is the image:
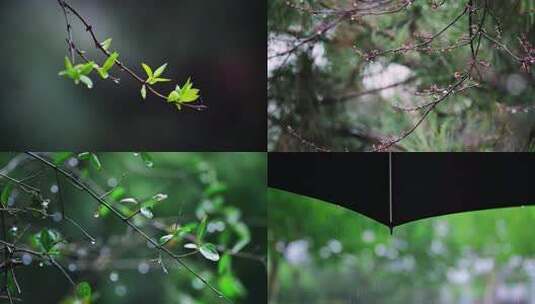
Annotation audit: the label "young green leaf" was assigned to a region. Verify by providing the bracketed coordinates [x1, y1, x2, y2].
[64, 56, 73, 70]
[39, 229, 56, 252]
[141, 63, 153, 79]
[90, 153, 101, 170]
[1, 183, 12, 208]
[231, 222, 251, 253]
[218, 254, 232, 274]
[200, 243, 220, 261]
[148, 77, 172, 85]
[167, 78, 200, 107]
[140, 152, 154, 167]
[167, 90, 180, 103]
[102, 52, 119, 71]
[153, 63, 167, 78]
[141, 85, 147, 100]
[77, 152, 91, 160]
[76, 281, 92, 301]
[100, 38, 112, 51]
[97, 52, 119, 79]
[79, 61, 96, 75]
[196, 216, 208, 243]
[79, 75, 93, 89]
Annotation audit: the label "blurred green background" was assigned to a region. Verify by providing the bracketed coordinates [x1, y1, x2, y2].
[269, 189, 535, 303]
[0, 152, 266, 303]
[0, 1, 266, 150]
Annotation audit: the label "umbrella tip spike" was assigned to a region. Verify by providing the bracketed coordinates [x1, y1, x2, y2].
[389, 226, 393, 235]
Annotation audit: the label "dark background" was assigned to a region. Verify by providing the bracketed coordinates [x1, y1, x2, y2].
[0, 0, 266, 151]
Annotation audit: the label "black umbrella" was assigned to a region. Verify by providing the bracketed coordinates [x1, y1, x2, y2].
[268, 153, 535, 233]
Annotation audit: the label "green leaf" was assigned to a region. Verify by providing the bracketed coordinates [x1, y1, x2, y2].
[79, 62, 96, 75]
[140, 152, 154, 168]
[153, 63, 167, 78]
[197, 216, 208, 242]
[153, 78, 171, 83]
[79, 75, 93, 89]
[141, 63, 153, 79]
[167, 78, 201, 105]
[96, 66, 109, 79]
[101, 52, 119, 72]
[141, 85, 147, 100]
[218, 274, 245, 298]
[167, 90, 180, 103]
[76, 281, 92, 301]
[39, 229, 55, 252]
[176, 78, 200, 103]
[200, 243, 220, 261]
[231, 222, 251, 253]
[64, 56, 73, 70]
[1, 183, 12, 208]
[77, 152, 90, 160]
[90, 153, 101, 170]
[100, 38, 112, 51]
[218, 254, 232, 274]
[53, 152, 74, 165]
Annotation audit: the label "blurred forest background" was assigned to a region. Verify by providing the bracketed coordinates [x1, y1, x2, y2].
[268, 0, 535, 151]
[0, 0, 265, 150]
[0, 152, 266, 303]
[268, 189, 535, 304]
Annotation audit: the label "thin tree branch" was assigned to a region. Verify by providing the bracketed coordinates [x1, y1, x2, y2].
[26, 152, 231, 304]
[57, 0, 206, 111]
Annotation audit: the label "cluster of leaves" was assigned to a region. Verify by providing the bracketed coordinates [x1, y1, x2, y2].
[140, 63, 200, 110]
[59, 37, 200, 110]
[0, 152, 257, 303]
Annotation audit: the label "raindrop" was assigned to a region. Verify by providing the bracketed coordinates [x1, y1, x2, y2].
[109, 271, 119, 282]
[50, 184, 59, 193]
[52, 212, 63, 222]
[137, 262, 150, 274]
[41, 199, 50, 208]
[68, 158, 79, 167]
[119, 198, 138, 205]
[107, 178, 118, 188]
[93, 210, 100, 218]
[115, 285, 127, 297]
[10, 226, 18, 234]
[90, 240, 96, 245]
[144, 160, 154, 168]
[68, 263, 77, 272]
[38, 262, 44, 267]
[21, 254, 32, 265]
